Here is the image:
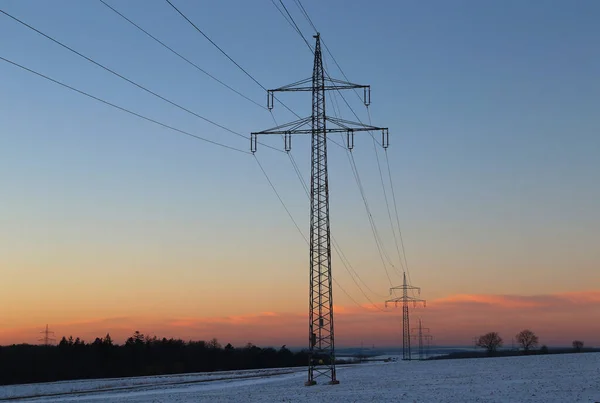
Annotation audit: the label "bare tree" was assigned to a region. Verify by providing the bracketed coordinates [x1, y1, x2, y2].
[476, 332, 503, 355]
[516, 329, 539, 353]
[572, 340, 584, 352]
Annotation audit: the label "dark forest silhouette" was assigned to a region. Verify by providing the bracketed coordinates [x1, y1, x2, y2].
[0, 331, 316, 386]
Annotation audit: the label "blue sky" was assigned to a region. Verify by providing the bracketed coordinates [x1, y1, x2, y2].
[1, 0, 599, 337]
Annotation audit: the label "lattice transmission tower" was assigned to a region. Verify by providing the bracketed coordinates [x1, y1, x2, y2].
[386, 272, 425, 360]
[424, 334, 433, 359]
[252, 33, 388, 386]
[411, 318, 430, 360]
[39, 324, 55, 346]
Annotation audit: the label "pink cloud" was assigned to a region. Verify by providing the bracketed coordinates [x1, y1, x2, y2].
[2, 291, 599, 348]
[419, 290, 600, 346]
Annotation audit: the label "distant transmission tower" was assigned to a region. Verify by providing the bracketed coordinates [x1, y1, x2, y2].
[386, 272, 425, 360]
[424, 334, 433, 359]
[39, 324, 55, 346]
[252, 33, 388, 386]
[411, 318, 430, 360]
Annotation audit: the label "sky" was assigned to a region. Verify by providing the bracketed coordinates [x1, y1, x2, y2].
[1, 0, 599, 347]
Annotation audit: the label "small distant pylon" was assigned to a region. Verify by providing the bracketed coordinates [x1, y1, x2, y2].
[385, 272, 425, 360]
[39, 324, 55, 346]
[423, 334, 433, 359]
[411, 318, 430, 360]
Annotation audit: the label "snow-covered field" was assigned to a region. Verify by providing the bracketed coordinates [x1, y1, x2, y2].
[1, 353, 599, 402]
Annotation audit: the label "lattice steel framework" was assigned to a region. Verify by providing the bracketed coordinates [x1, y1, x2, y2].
[424, 334, 433, 360]
[411, 318, 430, 360]
[386, 272, 425, 360]
[252, 33, 388, 385]
[38, 324, 55, 346]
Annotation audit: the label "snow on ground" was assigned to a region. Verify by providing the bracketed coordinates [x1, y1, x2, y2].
[2, 353, 599, 402]
[0, 368, 301, 400]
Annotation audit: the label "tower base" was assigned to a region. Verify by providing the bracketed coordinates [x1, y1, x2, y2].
[328, 379, 340, 385]
[305, 380, 317, 386]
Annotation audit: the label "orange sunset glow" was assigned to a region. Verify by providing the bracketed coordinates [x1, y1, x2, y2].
[3, 291, 599, 347]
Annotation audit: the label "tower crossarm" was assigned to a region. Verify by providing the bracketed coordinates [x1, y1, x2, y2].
[251, 116, 388, 152]
[269, 77, 370, 93]
[251, 116, 312, 135]
[385, 295, 426, 308]
[266, 74, 372, 109]
[389, 284, 421, 293]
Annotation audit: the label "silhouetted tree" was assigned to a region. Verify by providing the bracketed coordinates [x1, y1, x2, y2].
[208, 338, 221, 349]
[516, 329, 539, 353]
[58, 336, 69, 347]
[476, 332, 503, 355]
[539, 345, 549, 354]
[572, 340, 584, 352]
[104, 333, 113, 346]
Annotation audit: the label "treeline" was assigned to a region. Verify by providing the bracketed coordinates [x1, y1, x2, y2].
[432, 329, 598, 360]
[430, 346, 600, 361]
[0, 331, 311, 386]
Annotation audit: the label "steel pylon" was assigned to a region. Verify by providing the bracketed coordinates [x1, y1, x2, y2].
[252, 33, 388, 385]
[386, 272, 425, 360]
[38, 324, 55, 346]
[411, 318, 430, 360]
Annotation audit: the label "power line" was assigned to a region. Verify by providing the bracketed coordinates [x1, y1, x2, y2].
[267, 59, 385, 303]
[4, 49, 369, 314]
[372, 136, 405, 276]
[315, 4, 415, 289]
[385, 148, 412, 281]
[348, 151, 396, 287]
[165, 0, 267, 91]
[0, 55, 249, 154]
[254, 153, 382, 313]
[264, 47, 390, 303]
[0, 9, 283, 154]
[160, 2, 383, 312]
[4, 3, 384, 319]
[254, 154, 307, 243]
[325, 61, 400, 286]
[269, 112, 387, 306]
[277, 0, 313, 52]
[324, 66, 398, 287]
[3, 39, 377, 318]
[368, 109, 406, 276]
[253, 32, 382, 309]
[271, 1, 302, 42]
[368, 106, 416, 292]
[286, 1, 383, 149]
[333, 277, 380, 313]
[162, 0, 341, 154]
[286, 141, 388, 305]
[98, 0, 266, 110]
[279, 5, 421, 339]
[293, 0, 318, 33]
[283, 3, 412, 290]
